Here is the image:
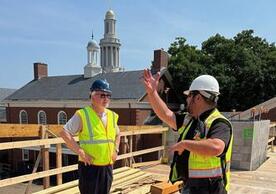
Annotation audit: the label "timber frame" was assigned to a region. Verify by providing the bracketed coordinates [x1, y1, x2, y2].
[0, 124, 168, 193]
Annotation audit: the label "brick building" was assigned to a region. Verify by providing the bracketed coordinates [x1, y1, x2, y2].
[1, 9, 181, 178]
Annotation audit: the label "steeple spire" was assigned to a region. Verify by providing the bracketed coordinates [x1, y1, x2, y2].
[100, 9, 122, 73]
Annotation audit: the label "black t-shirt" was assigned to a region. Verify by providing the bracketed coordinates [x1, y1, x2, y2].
[174, 108, 231, 182]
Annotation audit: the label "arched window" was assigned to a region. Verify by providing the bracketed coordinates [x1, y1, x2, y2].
[58, 111, 67, 125]
[38, 110, 47, 124]
[19, 110, 28, 124]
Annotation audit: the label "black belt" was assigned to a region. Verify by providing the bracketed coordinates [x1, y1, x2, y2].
[187, 177, 223, 187]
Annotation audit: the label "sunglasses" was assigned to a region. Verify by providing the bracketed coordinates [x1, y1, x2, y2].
[187, 91, 200, 98]
[95, 93, 111, 99]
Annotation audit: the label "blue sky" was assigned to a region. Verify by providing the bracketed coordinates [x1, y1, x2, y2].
[0, 0, 275, 89]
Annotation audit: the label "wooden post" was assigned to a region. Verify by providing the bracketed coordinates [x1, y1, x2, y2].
[56, 143, 62, 185]
[272, 126, 275, 153]
[129, 136, 133, 167]
[41, 125, 50, 189]
[122, 136, 128, 166]
[25, 125, 44, 194]
[161, 130, 168, 163]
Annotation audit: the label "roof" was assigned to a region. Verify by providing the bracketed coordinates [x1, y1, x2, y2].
[0, 88, 16, 102]
[5, 71, 145, 101]
[105, 10, 115, 19]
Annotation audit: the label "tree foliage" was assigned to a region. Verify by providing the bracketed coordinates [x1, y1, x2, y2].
[168, 30, 276, 111]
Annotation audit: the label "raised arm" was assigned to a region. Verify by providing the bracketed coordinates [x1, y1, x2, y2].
[143, 69, 177, 129]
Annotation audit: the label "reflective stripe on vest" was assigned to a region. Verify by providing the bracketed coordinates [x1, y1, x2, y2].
[79, 108, 115, 145]
[78, 106, 118, 165]
[189, 161, 231, 178]
[187, 109, 233, 191]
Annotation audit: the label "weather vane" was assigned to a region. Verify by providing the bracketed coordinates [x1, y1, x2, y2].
[107, 0, 112, 9]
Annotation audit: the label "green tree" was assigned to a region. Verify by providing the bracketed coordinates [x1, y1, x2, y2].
[168, 30, 276, 111]
[168, 37, 207, 103]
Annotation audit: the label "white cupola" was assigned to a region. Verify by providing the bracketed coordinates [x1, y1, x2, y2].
[84, 33, 102, 78]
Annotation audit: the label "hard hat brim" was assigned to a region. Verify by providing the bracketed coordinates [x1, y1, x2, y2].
[91, 89, 112, 94]
[183, 90, 190, 96]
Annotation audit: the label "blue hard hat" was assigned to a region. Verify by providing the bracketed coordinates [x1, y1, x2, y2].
[90, 79, 112, 93]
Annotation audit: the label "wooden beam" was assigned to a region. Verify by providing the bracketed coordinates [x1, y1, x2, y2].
[132, 160, 162, 168]
[0, 124, 168, 138]
[150, 181, 183, 194]
[0, 165, 78, 187]
[113, 168, 141, 181]
[121, 127, 168, 136]
[33, 167, 131, 194]
[0, 124, 41, 137]
[111, 173, 152, 192]
[0, 137, 78, 150]
[117, 146, 165, 160]
[32, 180, 78, 194]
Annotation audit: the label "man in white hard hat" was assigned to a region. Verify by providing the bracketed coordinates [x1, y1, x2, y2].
[143, 69, 233, 194]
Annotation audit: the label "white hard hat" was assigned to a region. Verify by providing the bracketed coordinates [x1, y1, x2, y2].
[184, 75, 220, 97]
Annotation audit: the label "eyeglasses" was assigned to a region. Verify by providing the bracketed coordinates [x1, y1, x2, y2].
[187, 91, 199, 98]
[95, 93, 111, 99]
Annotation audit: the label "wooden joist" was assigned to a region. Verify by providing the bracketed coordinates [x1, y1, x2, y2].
[0, 165, 78, 188]
[0, 124, 168, 138]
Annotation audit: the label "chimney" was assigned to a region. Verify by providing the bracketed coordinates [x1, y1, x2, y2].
[34, 62, 48, 80]
[152, 49, 169, 72]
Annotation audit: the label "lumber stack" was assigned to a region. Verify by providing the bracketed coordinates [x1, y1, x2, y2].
[33, 167, 157, 194]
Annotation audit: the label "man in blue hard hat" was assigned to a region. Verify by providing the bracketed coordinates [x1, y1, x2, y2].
[60, 79, 121, 194]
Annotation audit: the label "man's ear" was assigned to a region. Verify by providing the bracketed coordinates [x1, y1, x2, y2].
[196, 94, 201, 101]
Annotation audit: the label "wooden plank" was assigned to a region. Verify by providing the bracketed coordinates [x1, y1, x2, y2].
[33, 167, 153, 194]
[54, 187, 79, 194]
[44, 172, 150, 194]
[132, 160, 161, 168]
[113, 168, 141, 180]
[112, 171, 146, 186]
[0, 165, 78, 187]
[113, 166, 131, 175]
[117, 146, 165, 160]
[120, 125, 164, 131]
[33, 180, 78, 194]
[0, 124, 168, 138]
[111, 173, 153, 193]
[150, 181, 183, 194]
[0, 137, 78, 150]
[121, 127, 168, 136]
[128, 184, 152, 194]
[268, 137, 275, 143]
[0, 124, 41, 137]
[270, 122, 276, 128]
[33, 167, 131, 194]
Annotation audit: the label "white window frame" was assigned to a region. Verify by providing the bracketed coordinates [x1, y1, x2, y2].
[22, 149, 29, 161]
[37, 110, 47, 124]
[19, 110, 28, 124]
[57, 111, 67, 125]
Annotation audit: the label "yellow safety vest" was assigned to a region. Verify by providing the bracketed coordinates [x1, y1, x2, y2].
[77, 106, 118, 166]
[170, 109, 233, 191]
